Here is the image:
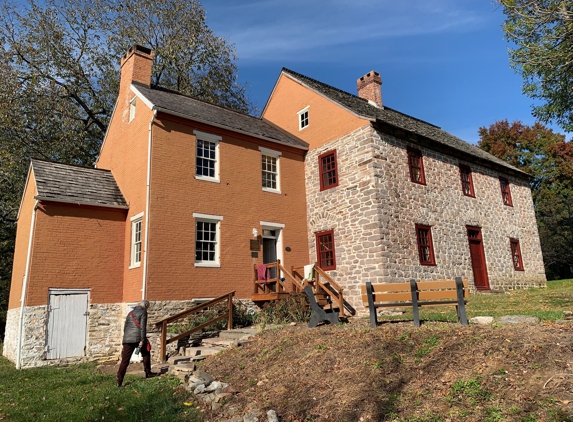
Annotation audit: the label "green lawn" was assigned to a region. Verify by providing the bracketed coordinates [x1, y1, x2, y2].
[0, 353, 201, 422]
[380, 279, 573, 323]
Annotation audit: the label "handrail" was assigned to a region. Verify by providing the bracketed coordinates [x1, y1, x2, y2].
[277, 262, 304, 292]
[154, 291, 234, 363]
[313, 264, 345, 317]
[290, 264, 346, 317]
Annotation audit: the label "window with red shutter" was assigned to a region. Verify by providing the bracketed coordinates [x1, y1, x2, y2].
[415, 225, 436, 265]
[499, 177, 513, 206]
[459, 164, 475, 197]
[510, 238, 524, 271]
[318, 150, 339, 191]
[316, 230, 336, 270]
[407, 147, 426, 184]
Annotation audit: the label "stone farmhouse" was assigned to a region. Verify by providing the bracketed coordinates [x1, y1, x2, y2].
[3, 45, 545, 368]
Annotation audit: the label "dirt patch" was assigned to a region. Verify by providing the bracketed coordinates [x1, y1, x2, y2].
[198, 319, 573, 421]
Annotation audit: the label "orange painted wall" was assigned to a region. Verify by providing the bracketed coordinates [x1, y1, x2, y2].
[97, 85, 153, 302]
[8, 169, 37, 310]
[145, 114, 309, 300]
[262, 73, 370, 150]
[24, 202, 126, 306]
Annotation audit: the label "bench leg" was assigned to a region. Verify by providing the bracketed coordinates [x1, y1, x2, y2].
[454, 277, 469, 325]
[366, 282, 378, 328]
[410, 279, 421, 327]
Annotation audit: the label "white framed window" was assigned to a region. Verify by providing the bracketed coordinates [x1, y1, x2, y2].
[129, 212, 144, 269]
[129, 97, 137, 122]
[298, 106, 309, 130]
[194, 130, 221, 183]
[193, 213, 223, 267]
[259, 147, 281, 194]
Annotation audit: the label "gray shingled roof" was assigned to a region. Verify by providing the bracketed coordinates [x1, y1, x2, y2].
[132, 82, 308, 150]
[281, 68, 529, 178]
[32, 159, 128, 208]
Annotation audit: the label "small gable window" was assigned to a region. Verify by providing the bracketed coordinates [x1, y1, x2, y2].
[259, 147, 281, 193]
[407, 147, 426, 185]
[298, 106, 309, 130]
[319, 150, 338, 191]
[459, 164, 475, 197]
[316, 230, 336, 270]
[194, 130, 221, 183]
[510, 238, 524, 271]
[129, 97, 136, 122]
[499, 177, 513, 206]
[415, 224, 435, 266]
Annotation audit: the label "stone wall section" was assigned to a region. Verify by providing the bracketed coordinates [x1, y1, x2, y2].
[305, 125, 546, 315]
[373, 128, 545, 290]
[3, 308, 19, 362]
[306, 125, 384, 313]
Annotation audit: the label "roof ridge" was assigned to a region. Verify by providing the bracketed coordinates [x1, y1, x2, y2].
[281, 68, 440, 129]
[32, 158, 110, 173]
[134, 81, 260, 121]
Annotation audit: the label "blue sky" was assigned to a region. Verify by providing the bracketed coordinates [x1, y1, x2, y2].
[201, 0, 569, 144]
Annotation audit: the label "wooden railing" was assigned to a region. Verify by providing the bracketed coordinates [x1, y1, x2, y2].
[253, 260, 291, 294]
[291, 262, 346, 317]
[154, 291, 235, 363]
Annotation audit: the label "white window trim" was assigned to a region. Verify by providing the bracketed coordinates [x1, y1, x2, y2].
[129, 212, 144, 269]
[259, 146, 282, 194]
[129, 97, 137, 123]
[193, 213, 223, 267]
[297, 105, 309, 131]
[260, 221, 285, 277]
[194, 130, 222, 183]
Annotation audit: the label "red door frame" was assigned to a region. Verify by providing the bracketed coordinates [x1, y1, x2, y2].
[466, 226, 490, 290]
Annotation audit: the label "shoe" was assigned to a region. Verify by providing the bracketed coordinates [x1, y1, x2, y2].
[117, 381, 123, 388]
[145, 372, 158, 378]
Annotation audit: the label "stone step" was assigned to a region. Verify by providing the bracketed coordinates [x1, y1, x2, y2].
[184, 345, 227, 358]
[201, 337, 240, 347]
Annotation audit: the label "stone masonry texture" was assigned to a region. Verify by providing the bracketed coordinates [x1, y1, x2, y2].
[305, 125, 546, 315]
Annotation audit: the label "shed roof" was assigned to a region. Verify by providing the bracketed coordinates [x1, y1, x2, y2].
[280, 68, 529, 178]
[132, 82, 308, 150]
[32, 159, 127, 208]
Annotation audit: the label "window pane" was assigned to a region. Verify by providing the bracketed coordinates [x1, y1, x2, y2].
[261, 154, 278, 190]
[196, 140, 217, 178]
[196, 219, 218, 263]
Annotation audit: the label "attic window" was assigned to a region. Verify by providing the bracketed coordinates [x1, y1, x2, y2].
[298, 106, 309, 131]
[129, 97, 136, 122]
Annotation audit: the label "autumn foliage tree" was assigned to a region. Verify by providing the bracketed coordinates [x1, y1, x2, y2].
[0, 0, 253, 337]
[478, 120, 573, 279]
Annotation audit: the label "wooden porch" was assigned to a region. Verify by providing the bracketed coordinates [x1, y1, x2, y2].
[252, 260, 351, 317]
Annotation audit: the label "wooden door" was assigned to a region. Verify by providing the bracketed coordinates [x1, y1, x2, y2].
[46, 290, 89, 359]
[467, 227, 490, 290]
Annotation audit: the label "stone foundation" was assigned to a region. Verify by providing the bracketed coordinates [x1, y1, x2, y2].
[3, 298, 257, 368]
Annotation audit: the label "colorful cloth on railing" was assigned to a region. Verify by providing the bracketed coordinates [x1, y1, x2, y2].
[257, 264, 269, 282]
[303, 264, 314, 282]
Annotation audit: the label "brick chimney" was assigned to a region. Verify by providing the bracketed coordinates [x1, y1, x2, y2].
[356, 71, 382, 108]
[120, 44, 154, 87]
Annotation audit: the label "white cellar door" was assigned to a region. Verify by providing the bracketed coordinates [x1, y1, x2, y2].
[46, 291, 89, 359]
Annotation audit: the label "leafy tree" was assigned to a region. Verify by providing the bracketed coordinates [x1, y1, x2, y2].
[499, 0, 573, 131]
[0, 0, 252, 338]
[478, 120, 573, 279]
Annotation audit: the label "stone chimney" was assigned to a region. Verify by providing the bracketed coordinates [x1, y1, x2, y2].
[120, 44, 154, 87]
[356, 71, 382, 108]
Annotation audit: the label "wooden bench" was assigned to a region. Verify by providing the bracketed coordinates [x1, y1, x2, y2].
[360, 278, 469, 327]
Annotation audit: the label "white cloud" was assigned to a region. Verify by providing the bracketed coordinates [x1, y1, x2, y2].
[203, 0, 489, 61]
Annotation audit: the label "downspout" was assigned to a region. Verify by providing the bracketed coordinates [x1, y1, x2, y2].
[16, 199, 39, 369]
[142, 109, 157, 300]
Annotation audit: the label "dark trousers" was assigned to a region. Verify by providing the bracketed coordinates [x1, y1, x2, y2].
[117, 341, 151, 386]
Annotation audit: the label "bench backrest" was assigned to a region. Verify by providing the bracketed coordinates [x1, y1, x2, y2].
[360, 279, 469, 305]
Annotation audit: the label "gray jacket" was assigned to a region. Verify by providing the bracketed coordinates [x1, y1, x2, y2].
[122, 306, 147, 344]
